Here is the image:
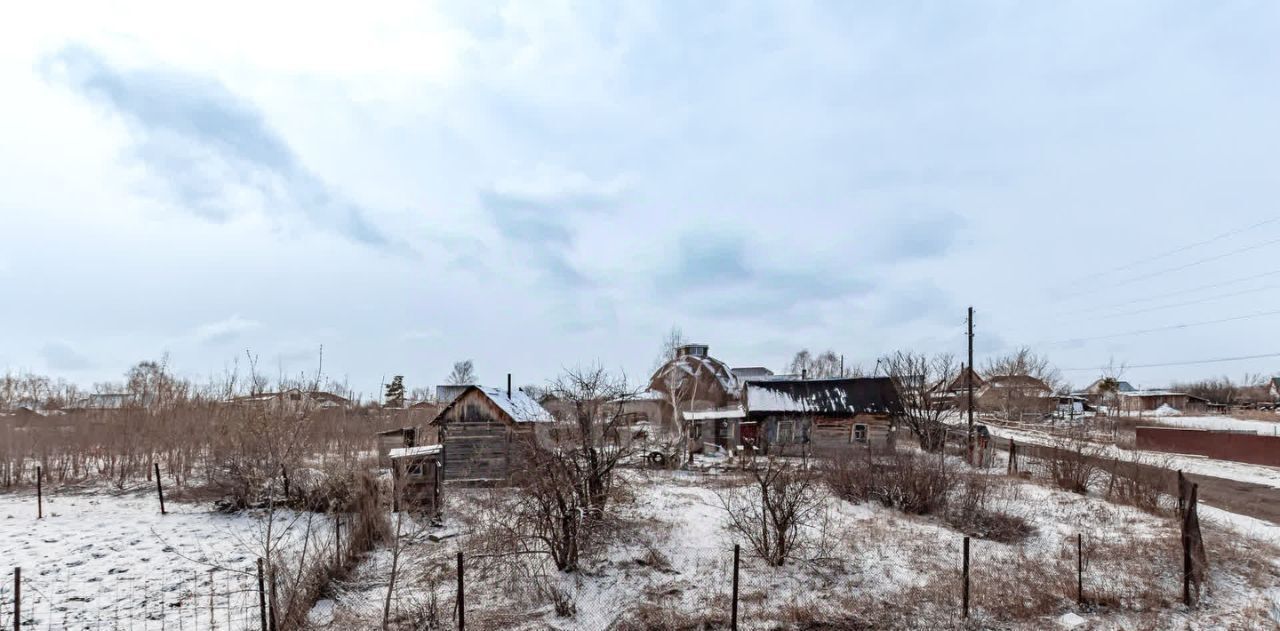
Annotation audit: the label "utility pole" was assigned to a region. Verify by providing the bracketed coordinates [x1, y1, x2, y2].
[967, 307, 975, 464]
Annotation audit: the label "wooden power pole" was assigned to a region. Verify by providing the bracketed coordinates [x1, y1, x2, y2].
[967, 307, 975, 462]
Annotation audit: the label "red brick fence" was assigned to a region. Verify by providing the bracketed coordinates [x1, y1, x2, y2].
[1135, 426, 1280, 467]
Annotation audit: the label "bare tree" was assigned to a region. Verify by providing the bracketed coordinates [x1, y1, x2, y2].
[981, 347, 1062, 392]
[446, 360, 477, 386]
[651, 325, 686, 372]
[716, 458, 823, 566]
[879, 350, 956, 451]
[785, 349, 854, 378]
[495, 366, 640, 572]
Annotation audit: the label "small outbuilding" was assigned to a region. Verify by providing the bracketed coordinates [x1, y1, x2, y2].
[429, 385, 554, 483]
[390, 445, 443, 514]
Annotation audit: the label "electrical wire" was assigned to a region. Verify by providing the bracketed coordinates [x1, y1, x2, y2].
[1057, 268, 1280, 318]
[1066, 216, 1280, 288]
[1059, 351, 1280, 372]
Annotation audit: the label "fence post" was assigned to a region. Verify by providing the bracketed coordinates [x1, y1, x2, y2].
[257, 559, 267, 631]
[962, 537, 970, 619]
[269, 565, 278, 631]
[334, 514, 342, 567]
[154, 463, 166, 515]
[731, 544, 740, 630]
[457, 551, 465, 631]
[1077, 533, 1083, 605]
[36, 466, 42, 520]
[13, 567, 19, 631]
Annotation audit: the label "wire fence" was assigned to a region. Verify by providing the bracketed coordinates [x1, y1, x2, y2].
[1, 564, 262, 630]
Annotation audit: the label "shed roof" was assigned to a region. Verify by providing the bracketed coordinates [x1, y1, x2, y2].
[744, 377, 903, 415]
[389, 445, 442, 459]
[431, 385, 554, 424]
[684, 407, 747, 420]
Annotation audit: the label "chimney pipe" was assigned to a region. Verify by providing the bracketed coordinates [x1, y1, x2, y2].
[802, 368, 808, 380]
[507, 373, 512, 399]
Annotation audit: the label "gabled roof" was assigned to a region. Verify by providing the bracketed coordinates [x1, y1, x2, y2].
[743, 377, 903, 416]
[730, 367, 775, 380]
[983, 375, 1052, 391]
[431, 386, 554, 424]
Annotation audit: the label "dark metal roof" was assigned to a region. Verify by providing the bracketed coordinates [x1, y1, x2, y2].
[743, 377, 904, 416]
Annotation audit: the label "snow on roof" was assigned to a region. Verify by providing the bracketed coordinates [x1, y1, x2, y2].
[479, 386, 555, 423]
[684, 407, 746, 420]
[744, 377, 904, 415]
[389, 445, 442, 459]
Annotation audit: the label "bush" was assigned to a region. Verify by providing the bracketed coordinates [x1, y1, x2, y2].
[825, 449, 955, 515]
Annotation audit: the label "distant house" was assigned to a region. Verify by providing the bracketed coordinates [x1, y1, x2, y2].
[977, 376, 1055, 419]
[1077, 379, 1136, 397]
[227, 388, 351, 415]
[74, 393, 141, 411]
[648, 343, 741, 429]
[1118, 390, 1209, 414]
[730, 366, 775, 382]
[742, 377, 905, 455]
[429, 385, 554, 483]
[1271, 377, 1280, 402]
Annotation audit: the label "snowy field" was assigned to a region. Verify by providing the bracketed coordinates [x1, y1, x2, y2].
[1142, 414, 1280, 436]
[315, 466, 1280, 630]
[0, 486, 327, 630]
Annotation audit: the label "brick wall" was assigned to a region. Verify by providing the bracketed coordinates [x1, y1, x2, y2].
[1135, 426, 1280, 467]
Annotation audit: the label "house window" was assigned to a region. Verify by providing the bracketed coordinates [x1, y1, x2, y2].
[289, 392, 301, 401]
[406, 462, 425, 476]
[777, 420, 795, 443]
[853, 424, 868, 444]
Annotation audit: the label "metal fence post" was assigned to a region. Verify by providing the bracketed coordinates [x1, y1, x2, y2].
[457, 551, 465, 631]
[154, 463, 166, 515]
[257, 558, 267, 631]
[1077, 533, 1084, 605]
[35, 467, 42, 520]
[962, 537, 970, 619]
[13, 567, 19, 631]
[731, 544, 740, 629]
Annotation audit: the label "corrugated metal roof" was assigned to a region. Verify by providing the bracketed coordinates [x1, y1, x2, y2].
[743, 377, 903, 415]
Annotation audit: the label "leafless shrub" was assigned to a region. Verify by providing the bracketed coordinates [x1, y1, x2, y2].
[944, 473, 1034, 543]
[879, 351, 956, 451]
[715, 458, 824, 566]
[1045, 438, 1103, 494]
[825, 449, 955, 515]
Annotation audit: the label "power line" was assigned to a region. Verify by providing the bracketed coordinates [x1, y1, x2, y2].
[1065, 234, 1280, 298]
[1066, 216, 1280, 288]
[1042, 308, 1280, 347]
[1058, 268, 1280, 318]
[1078, 283, 1280, 321]
[1060, 351, 1280, 372]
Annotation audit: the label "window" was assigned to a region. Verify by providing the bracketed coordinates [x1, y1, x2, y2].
[777, 420, 795, 443]
[853, 424, 868, 444]
[406, 463, 425, 476]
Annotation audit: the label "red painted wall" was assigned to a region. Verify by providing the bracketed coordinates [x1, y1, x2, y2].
[1136, 426, 1280, 467]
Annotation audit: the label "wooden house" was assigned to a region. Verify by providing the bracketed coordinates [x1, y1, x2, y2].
[743, 377, 904, 455]
[1117, 390, 1210, 414]
[390, 445, 443, 514]
[376, 427, 418, 463]
[977, 375, 1055, 419]
[429, 385, 554, 483]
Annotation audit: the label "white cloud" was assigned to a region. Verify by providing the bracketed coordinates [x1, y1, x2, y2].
[192, 315, 262, 346]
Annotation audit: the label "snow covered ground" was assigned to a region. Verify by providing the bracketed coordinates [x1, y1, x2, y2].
[316, 467, 1280, 630]
[1142, 414, 1280, 435]
[973, 419, 1280, 489]
[0, 485, 327, 630]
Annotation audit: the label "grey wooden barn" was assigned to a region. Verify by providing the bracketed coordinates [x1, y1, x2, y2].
[428, 385, 554, 483]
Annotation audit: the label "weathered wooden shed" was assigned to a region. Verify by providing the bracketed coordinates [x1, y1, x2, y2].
[743, 377, 904, 456]
[390, 445, 443, 514]
[375, 427, 418, 463]
[429, 385, 554, 483]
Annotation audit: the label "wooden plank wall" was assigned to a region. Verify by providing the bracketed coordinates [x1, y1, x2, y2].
[438, 389, 532, 482]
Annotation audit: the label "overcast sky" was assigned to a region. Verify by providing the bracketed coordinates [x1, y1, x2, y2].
[2, 1, 1279, 397]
